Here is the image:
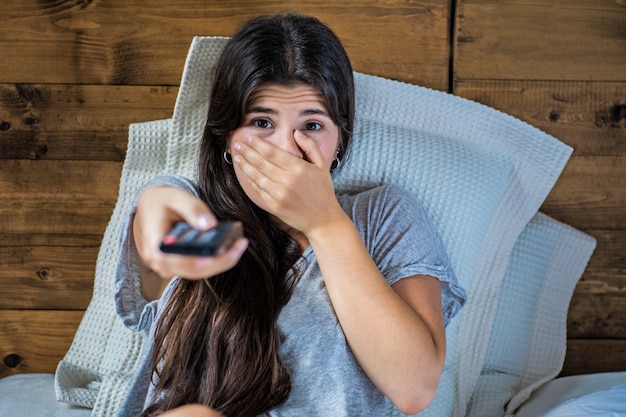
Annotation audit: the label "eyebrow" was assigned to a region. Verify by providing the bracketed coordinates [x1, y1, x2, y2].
[247, 106, 331, 118]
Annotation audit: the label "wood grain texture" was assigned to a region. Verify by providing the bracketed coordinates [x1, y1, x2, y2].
[562, 339, 626, 376]
[0, 245, 95, 310]
[455, 80, 626, 157]
[542, 156, 626, 231]
[0, 310, 84, 377]
[454, 0, 626, 375]
[568, 229, 626, 338]
[0, 84, 178, 161]
[0, 0, 451, 90]
[455, 0, 626, 81]
[0, 160, 121, 235]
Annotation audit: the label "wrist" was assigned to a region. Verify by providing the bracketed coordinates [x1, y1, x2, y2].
[306, 211, 355, 247]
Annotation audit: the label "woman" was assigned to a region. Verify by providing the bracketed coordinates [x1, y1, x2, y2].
[116, 13, 466, 417]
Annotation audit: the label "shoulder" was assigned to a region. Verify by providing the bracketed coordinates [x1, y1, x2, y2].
[336, 185, 434, 247]
[337, 183, 413, 204]
[146, 174, 199, 194]
[337, 184, 423, 220]
[133, 174, 199, 200]
[131, 174, 199, 209]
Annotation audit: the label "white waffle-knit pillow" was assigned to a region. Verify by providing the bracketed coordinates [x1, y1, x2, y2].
[466, 213, 595, 417]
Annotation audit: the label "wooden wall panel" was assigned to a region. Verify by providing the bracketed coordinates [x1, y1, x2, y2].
[0, 1, 451, 89]
[0, 160, 121, 235]
[455, 0, 626, 375]
[543, 156, 626, 230]
[0, 310, 84, 377]
[0, 84, 178, 161]
[0, 245, 96, 310]
[563, 339, 626, 376]
[453, 80, 626, 157]
[455, 0, 626, 81]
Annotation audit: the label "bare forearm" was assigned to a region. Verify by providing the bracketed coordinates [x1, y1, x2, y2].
[307, 215, 445, 413]
[133, 217, 172, 301]
[138, 254, 171, 301]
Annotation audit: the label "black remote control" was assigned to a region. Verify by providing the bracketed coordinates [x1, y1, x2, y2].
[159, 221, 243, 256]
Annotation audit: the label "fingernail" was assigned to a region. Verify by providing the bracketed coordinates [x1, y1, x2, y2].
[197, 214, 212, 230]
[234, 142, 242, 151]
[231, 238, 249, 259]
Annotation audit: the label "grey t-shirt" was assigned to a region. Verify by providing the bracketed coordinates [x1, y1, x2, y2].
[115, 175, 466, 417]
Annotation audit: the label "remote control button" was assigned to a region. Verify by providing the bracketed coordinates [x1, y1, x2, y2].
[162, 235, 178, 245]
[179, 229, 200, 243]
[198, 230, 218, 244]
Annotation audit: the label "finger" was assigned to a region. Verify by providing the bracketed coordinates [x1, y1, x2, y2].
[138, 186, 217, 232]
[161, 188, 217, 231]
[234, 137, 291, 174]
[233, 140, 283, 192]
[159, 237, 249, 280]
[294, 130, 326, 167]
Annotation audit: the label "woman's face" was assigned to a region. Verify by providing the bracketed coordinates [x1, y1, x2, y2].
[227, 83, 340, 211]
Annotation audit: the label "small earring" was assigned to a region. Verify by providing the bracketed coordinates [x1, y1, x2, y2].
[330, 149, 341, 171]
[223, 150, 233, 165]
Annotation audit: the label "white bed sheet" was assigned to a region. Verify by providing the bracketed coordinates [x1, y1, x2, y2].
[1, 371, 625, 416]
[514, 371, 626, 417]
[0, 373, 91, 417]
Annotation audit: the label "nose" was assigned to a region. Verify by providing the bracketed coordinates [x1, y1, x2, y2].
[269, 128, 303, 158]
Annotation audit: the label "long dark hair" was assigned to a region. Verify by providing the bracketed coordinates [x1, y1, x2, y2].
[144, 13, 354, 417]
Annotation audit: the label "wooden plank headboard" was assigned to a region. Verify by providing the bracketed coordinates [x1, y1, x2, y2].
[1, 0, 624, 378]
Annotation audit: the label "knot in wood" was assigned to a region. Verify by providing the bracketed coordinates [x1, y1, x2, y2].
[37, 267, 51, 280]
[23, 116, 37, 126]
[549, 110, 560, 122]
[4, 354, 21, 368]
[610, 104, 625, 126]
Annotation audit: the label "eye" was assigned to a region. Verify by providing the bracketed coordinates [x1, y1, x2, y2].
[304, 122, 322, 131]
[253, 118, 272, 129]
